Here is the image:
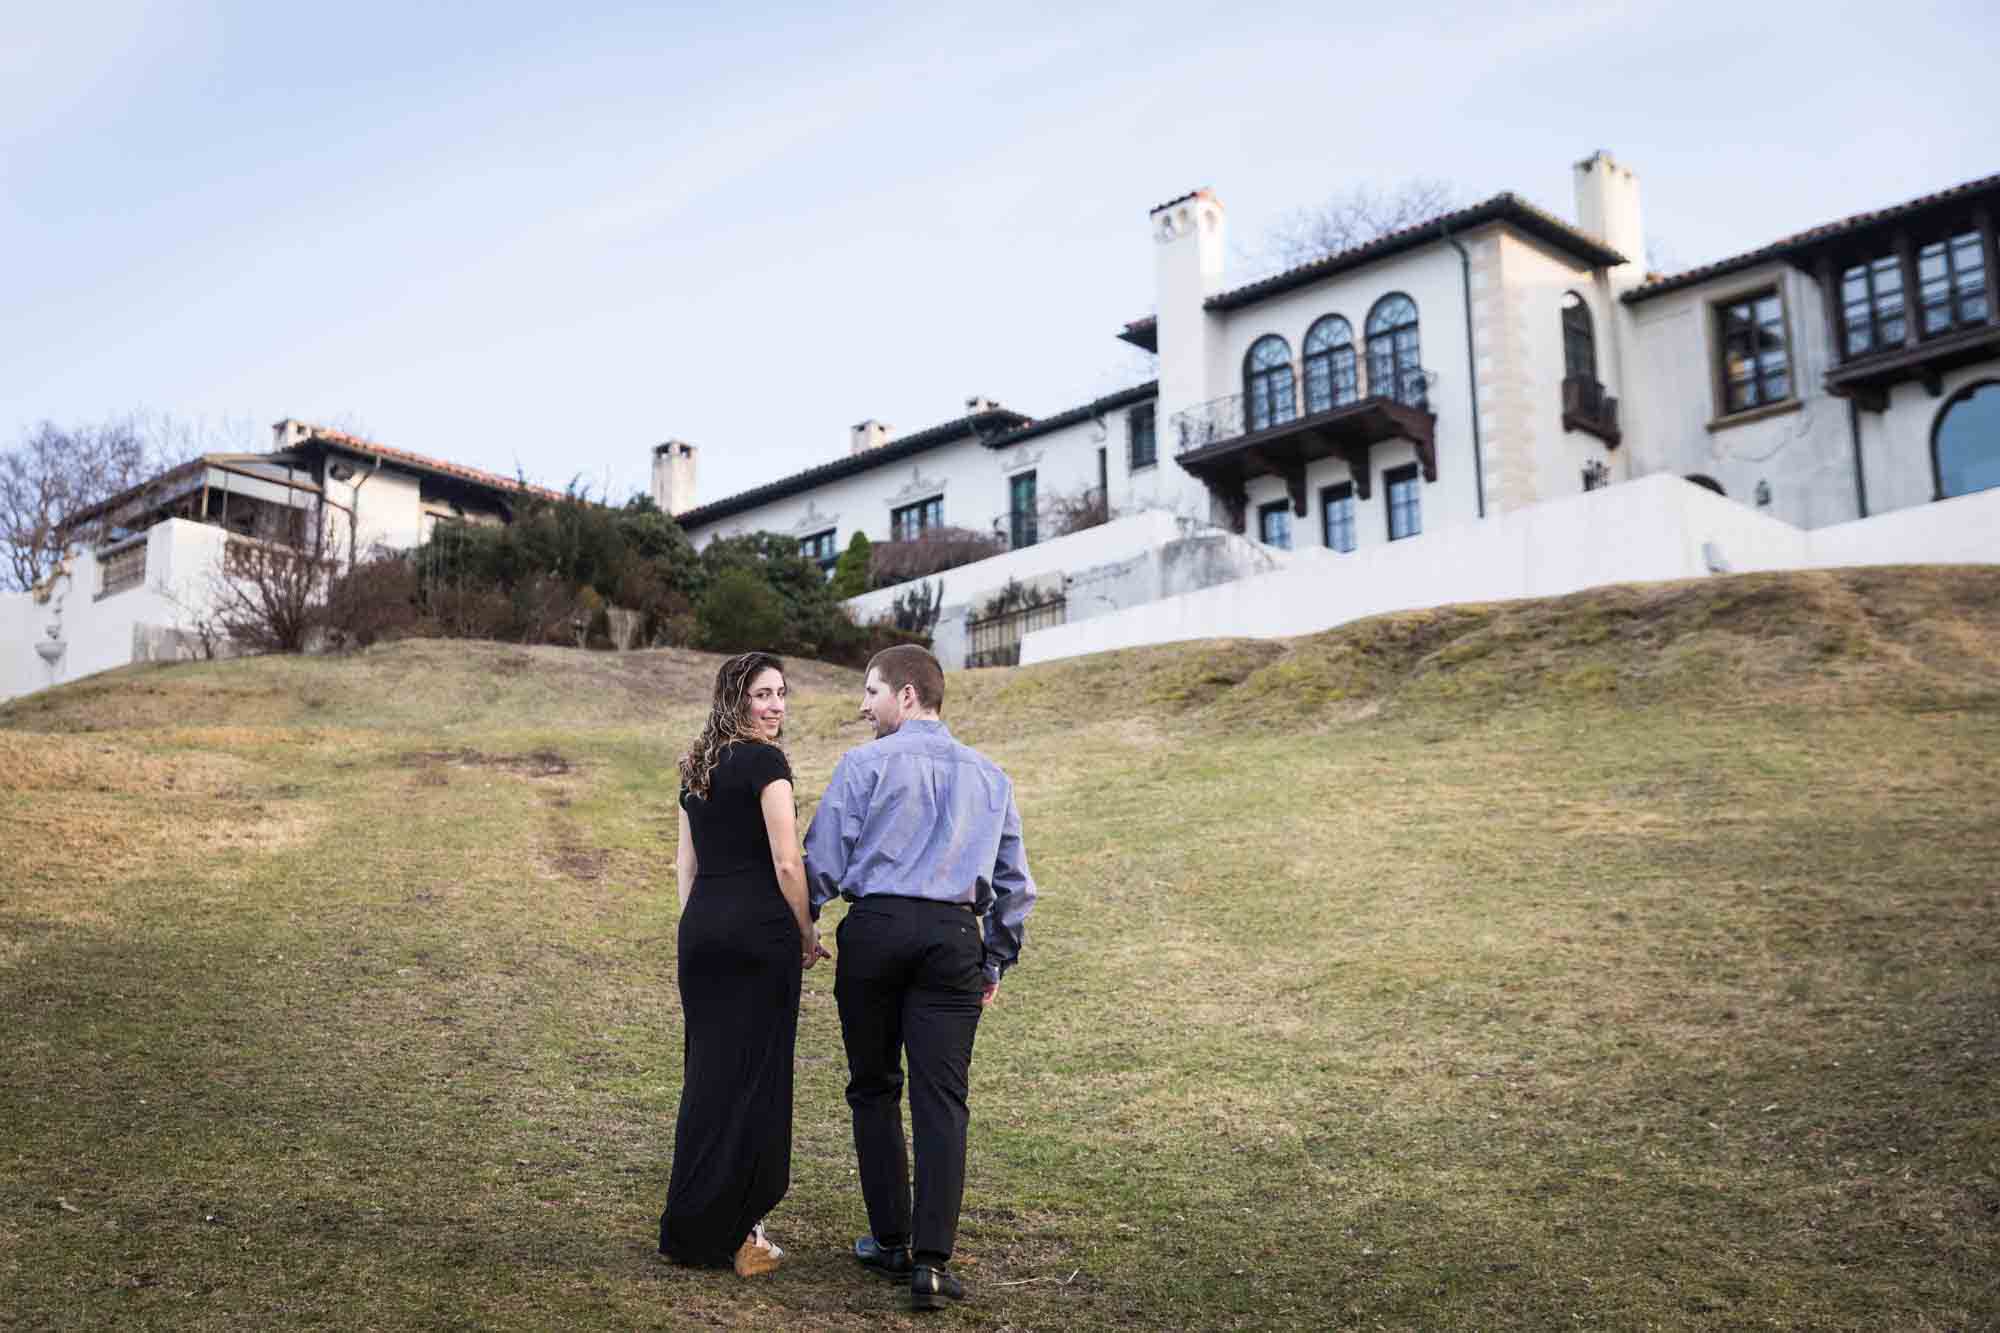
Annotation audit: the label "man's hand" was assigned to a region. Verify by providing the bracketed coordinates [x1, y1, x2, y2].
[802, 924, 832, 971]
[980, 979, 1000, 1008]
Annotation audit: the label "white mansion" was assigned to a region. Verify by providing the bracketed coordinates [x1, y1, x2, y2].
[657, 151, 1998, 664]
[6, 151, 1997, 699]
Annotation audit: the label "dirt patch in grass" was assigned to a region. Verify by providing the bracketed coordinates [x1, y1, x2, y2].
[399, 747, 575, 778]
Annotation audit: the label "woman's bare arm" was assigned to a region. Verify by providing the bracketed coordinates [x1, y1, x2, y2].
[758, 779, 818, 967]
[676, 805, 698, 910]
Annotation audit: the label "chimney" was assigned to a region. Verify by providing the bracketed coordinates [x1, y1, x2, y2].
[850, 419, 893, 455]
[650, 440, 698, 516]
[1573, 151, 1645, 293]
[271, 418, 316, 448]
[964, 395, 1000, 416]
[1149, 188, 1227, 433]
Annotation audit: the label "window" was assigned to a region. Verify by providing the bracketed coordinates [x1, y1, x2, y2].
[97, 541, 146, 597]
[1841, 256, 1906, 358]
[1303, 315, 1358, 414]
[1561, 292, 1596, 380]
[890, 495, 942, 542]
[1384, 464, 1422, 541]
[1244, 335, 1296, 432]
[1933, 380, 2000, 499]
[1257, 500, 1292, 549]
[1320, 482, 1355, 553]
[1127, 403, 1157, 470]
[1008, 472, 1038, 549]
[799, 528, 838, 574]
[1918, 231, 1989, 337]
[1366, 294, 1424, 408]
[1715, 289, 1791, 414]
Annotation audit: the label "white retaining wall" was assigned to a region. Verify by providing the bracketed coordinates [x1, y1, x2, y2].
[2, 519, 232, 703]
[1020, 475, 1999, 665]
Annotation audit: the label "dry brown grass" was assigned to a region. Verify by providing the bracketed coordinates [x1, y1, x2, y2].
[2, 568, 1997, 1331]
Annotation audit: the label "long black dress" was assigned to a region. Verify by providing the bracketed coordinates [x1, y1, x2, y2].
[659, 740, 802, 1266]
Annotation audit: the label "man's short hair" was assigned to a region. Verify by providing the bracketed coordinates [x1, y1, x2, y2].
[868, 643, 945, 712]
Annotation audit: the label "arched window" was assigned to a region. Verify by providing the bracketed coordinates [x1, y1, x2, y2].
[1302, 316, 1358, 414]
[1244, 335, 1296, 432]
[1932, 380, 2000, 499]
[1366, 294, 1423, 408]
[1562, 292, 1596, 381]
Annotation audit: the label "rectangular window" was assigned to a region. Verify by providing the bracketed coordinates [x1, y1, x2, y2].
[1257, 499, 1292, 550]
[1384, 464, 1422, 541]
[1918, 231, 1989, 337]
[1320, 482, 1356, 553]
[1127, 404, 1157, 471]
[1008, 472, 1038, 549]
[799, 528, 838, 573]
[890, 496, 942, 542]
[1716, 289, 1791, 415]
[97, 541, 146, 597]
[1841, 256, 1905, 358]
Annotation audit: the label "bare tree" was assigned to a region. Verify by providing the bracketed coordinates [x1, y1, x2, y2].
[0, 414, 213, 592]
[200, 509, 339, 655]
[1251, 179, 1465, 273]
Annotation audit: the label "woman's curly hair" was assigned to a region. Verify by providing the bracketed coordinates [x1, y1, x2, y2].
[679, 651, 787, 800]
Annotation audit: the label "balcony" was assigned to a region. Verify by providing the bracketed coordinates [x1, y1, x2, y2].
[1171, 376, 1437, 532]
[1561, 374, 1622, 447]
[1824, 320, 2000, 411]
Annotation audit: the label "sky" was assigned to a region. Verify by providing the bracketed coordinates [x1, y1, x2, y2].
[5, 0, 1997, 507]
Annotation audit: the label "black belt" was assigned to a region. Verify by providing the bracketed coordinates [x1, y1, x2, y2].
[844, 892, 977, 915]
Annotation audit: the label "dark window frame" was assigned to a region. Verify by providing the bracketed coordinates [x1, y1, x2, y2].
[1841, 255, 1907, 359]
[799, 527, 839, 573]
[1256, 498, 1293, 550]
[1561, 292, 1596, 380]
[890, 495, 943, 542]
[1930, 378, 2000, 501]
[1320, 481, 1356, 553]
[1384, 463, 1422, 541]
[1008, 471, 1038, 549]
[1243, 334, 1297, 432]
[1712, 285, 1794, 417]
[1127, 403, 1158, 471]
[1302, 314, 1359, 415]
[1917, 230, 1990, 339]
[1365, 293, 1425, 408]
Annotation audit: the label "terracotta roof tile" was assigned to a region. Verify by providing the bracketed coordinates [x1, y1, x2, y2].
[1624, 168, 2000, 303]
[301, 426, 569, 502]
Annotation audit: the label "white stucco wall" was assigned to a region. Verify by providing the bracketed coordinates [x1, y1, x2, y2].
[2, 519, 233, 703]
[1620, 264, 1864, 530]
[1492, 230, 1621, 507]
[681, 399, 1192, 556]
[1020, 474, 1997, 666]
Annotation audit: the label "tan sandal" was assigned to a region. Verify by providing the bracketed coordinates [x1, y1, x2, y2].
[733, 1223, 783, 1278]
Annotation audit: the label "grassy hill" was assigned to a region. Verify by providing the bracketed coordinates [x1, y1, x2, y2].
[4, 566, 1997, 1332]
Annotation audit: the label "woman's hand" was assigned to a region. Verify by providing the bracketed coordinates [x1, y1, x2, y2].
[801, 923, 833, 971]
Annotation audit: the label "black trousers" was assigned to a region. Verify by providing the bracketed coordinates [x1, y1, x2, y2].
[833, 895, 985, 1263]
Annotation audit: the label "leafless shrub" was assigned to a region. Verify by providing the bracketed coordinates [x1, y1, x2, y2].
[323, 552, 423, 649]
[1045, 486, 1111, 539]
[870, 526, 1005, 587]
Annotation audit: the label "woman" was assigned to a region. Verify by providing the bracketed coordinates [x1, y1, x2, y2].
[659, 652, 825, 1277]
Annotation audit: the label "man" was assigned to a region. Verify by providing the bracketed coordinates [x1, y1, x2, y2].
[804, 644, 1037, 1313]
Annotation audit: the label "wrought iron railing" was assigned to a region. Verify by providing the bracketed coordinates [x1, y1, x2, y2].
[965, 595, 1067, 668]
[1561, 374, 1621, 446]
[1172, 369, 1433, 455]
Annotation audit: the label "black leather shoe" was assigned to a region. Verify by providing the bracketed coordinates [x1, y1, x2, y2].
[854, 1235, 912, 1279]
[910, 1264, 965, 1311]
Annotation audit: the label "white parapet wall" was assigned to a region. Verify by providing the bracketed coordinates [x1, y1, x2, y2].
[840, 508, 1285, 668]
[3, 518, 234, 704]
[1020, 475, 1998, 666]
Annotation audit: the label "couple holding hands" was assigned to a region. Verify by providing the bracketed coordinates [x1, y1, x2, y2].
[658, 645, 1036, 1313]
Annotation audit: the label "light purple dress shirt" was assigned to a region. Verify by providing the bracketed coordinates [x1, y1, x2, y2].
[803, 719, 1037, 984]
